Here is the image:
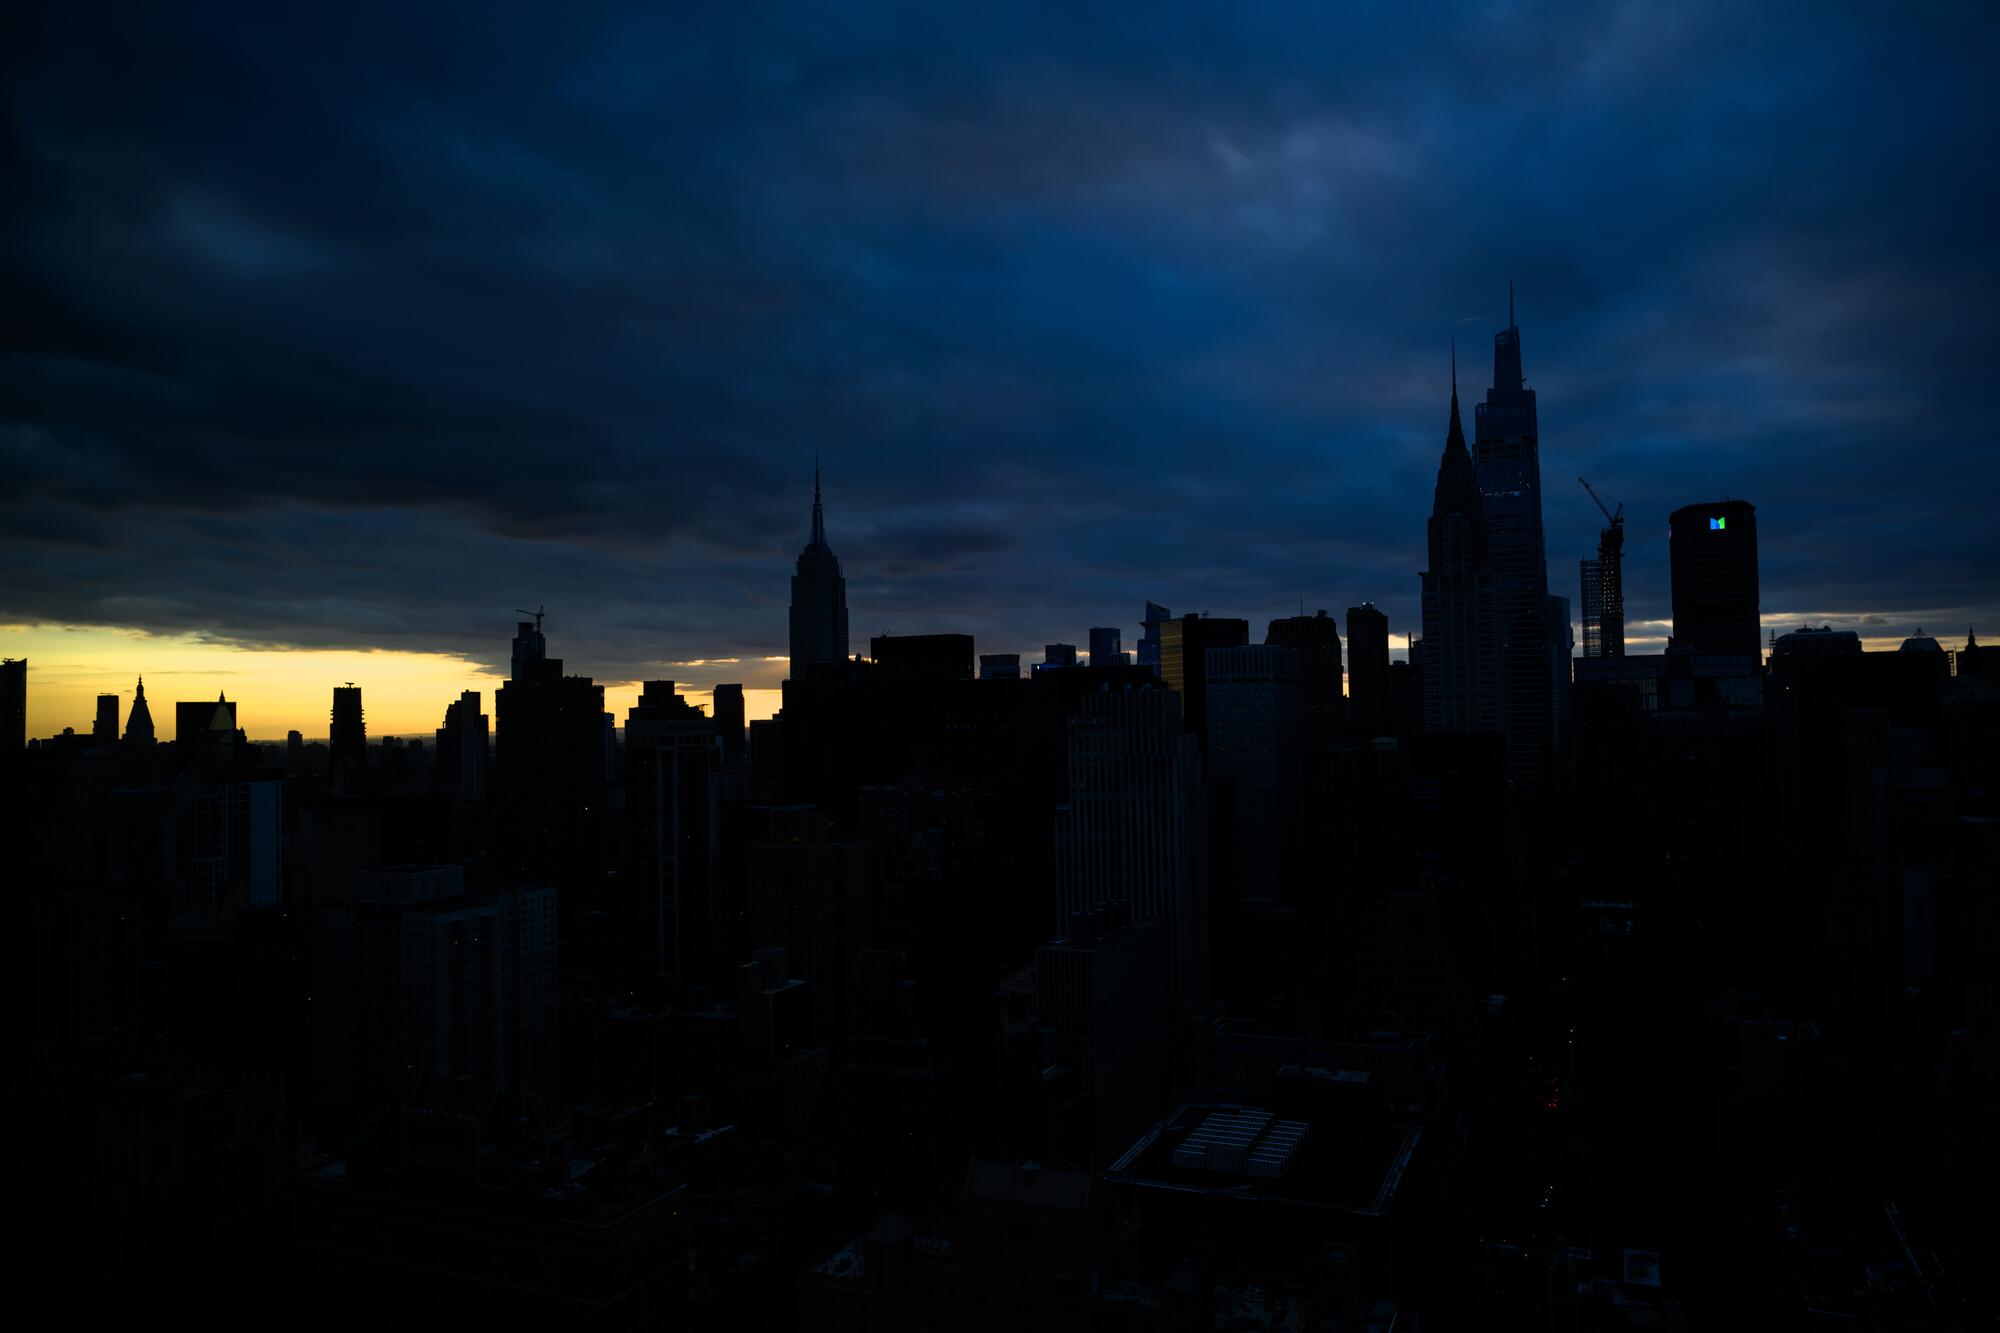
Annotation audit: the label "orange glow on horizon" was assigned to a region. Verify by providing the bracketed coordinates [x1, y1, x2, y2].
[4, 623, 782, 742]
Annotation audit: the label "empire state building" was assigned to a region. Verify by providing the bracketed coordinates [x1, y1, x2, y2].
[788, 462, 849, 678]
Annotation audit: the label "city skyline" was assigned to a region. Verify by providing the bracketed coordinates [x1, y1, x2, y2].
[5, 2, 1997, 742]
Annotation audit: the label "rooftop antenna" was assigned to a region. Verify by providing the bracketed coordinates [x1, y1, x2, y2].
[516, 606, 546, 633]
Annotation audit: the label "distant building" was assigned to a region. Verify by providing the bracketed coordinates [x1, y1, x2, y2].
[625, 681, 716, 983]
[789, 462, 850, 677]
[93, 693, 119, 747]
[1345, 603, 1390, 738]
[330, 685, 366, 769]
[1054, 687, 1209, 1070]
[1669, 499, 1759, 656]
[1157, 613, 1249, 750]
[124, 675, 155, 745]
[1089, 626, 1127, 667]
[711, 682, 746, 763]
[1266, 609, 1344, 746]
[1473, 295, 1558, 786]
[1041, 643, 1078, 670]
[1137, 602, 1171, 674]
[495, 621, 608, 914]
[1206, 643, 1304, 902]
[434, 690, 489, 802]
[0, 658, 20, 752]
[979, 653, 1021, 680]
[1419, 353, 1500, 735]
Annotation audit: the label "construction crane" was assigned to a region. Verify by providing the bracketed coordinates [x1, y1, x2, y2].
[516, 605, 546, 632]
[1576, 478, 1626, 659]
[1577, 476, 1622, 528]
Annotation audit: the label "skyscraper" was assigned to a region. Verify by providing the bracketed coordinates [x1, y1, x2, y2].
[435, 690, 489, 802]
[1473, 288, 1557, 784]
[1089, 627, 1126, 666]
[0, 659, 20, 752]
[1205, 643, 1304, 902]
[1669, 500, 1760, 656]
[1054, 687, 1209, 1065]
[625, 680, 716, 983]
[1137, 602, 1171, 674]
[712, 682, 747, 765]
[1265, 609, 1344, 747]
[789, 460, 850, 678]
[1158, 613, 1249, 750]
[1579, 491, 1626, 658]
[495, 619, 609, 911]
[330, 685, 366, 768]
[1345, 603, 1390, 738]
[93, 693, 119, 747]
[1420, 349, 1500, 735]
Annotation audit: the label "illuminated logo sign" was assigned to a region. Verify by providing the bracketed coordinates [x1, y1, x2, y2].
[1708, 516, 1727, 531]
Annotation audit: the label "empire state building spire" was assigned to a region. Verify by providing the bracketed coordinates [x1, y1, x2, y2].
[789, 457, 850, 677]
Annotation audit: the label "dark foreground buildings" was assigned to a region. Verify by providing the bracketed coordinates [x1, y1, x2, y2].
[13, 318, 1995, 1331]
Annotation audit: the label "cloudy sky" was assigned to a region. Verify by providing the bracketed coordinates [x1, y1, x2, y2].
[4, 1, 1997, 736]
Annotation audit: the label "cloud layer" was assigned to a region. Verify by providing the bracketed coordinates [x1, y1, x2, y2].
[5, 1, 1997, 691]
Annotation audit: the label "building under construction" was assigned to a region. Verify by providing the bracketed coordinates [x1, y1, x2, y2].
[1579, 478, 1625, 658]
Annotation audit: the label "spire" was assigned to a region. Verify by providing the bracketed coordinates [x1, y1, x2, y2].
[1445, 337, 1467, 458]
[125, 675, 155, 744]
[809, 452, 827, 547]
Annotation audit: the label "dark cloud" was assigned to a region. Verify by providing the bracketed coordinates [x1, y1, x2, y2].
[3, 0, 1997, 691]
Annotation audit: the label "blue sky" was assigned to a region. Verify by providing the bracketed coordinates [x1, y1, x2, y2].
[4, 1, 1996, 703]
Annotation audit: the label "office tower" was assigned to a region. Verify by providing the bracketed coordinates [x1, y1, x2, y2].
[1042, 643, 1078, 670]
[979, 653, 1021, 680]
[1054, 687, 1209, 1055]
[625, 681, 716, 983]
[1157, 613, 1250, 749]
[1419, 351, 1500, 734]
[789, 461, 850, 678]
[1473, 289, 1557, 783]
[1548, 593, 1574, 751]
[1205, 643, 1304, 902]
[123, 675, 155, 745]
[1669, 500, 1760, 656]
[495, 621, 608, 908]
[870, 633, 975, 680]
[1579, 486, 1626, 658]
[1346, 603, 1390, 738]
[1137, 602, 1171, 673]
[1036, 902, 1169, 1163]
[1266, 609, 1344, 746]
[712, 683, 746, 763]
[435, 690, 489, 802]
[93, 693, 119, 746]
[0, 658, 20, 751]
[1089, 627, 1127, 666]
[314, 866, 557, 1125]
[177, 693, 245, 771]
[330, 685, 366, 768]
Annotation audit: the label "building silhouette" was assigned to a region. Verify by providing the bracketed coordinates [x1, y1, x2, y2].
[330, 685, 366, 768]
[624, 680, 716, 984]
[1345, 603, 1390, 738]
[1158, 613, 1249, 750]
[1472, 289, 1557, 784]
[789, 461, 849, 677]
[1, 658, 21, 751]
[1419, 350, 1500, 735]
[93, 692, 119, 746]
[1206, 643, 1305, 905]
[494, 619, 608, 918]
[979, 653, 1021, 680]
[1137, 602, 1171, 673]
[1669, 499, 1760, 656]
[712, 682, 746, 765]
[1266, 609, 1344, 747]
[1054, 686, 1209, 1076]
[435, 690, 488, 802]
[1579, 483, 1626, 658]
[123, 674, 154, 745]
[1089, 626, 1126, 666]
